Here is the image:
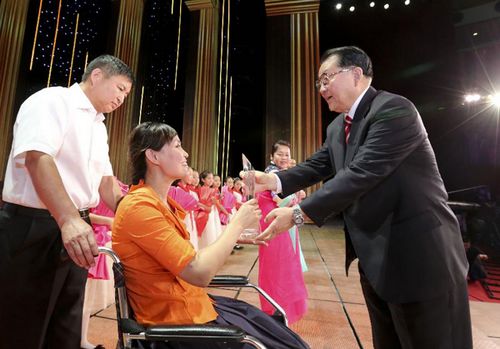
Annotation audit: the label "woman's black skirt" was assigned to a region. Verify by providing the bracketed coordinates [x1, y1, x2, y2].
[134, 294, 310, 349]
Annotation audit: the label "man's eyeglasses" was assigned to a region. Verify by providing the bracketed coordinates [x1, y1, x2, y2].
[315, 68, 353, 90]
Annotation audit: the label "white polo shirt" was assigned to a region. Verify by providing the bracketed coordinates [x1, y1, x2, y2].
[2, 83, 113, 210]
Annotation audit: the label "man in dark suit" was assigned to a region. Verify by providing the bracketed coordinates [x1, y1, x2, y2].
[252, 46, 472, 348]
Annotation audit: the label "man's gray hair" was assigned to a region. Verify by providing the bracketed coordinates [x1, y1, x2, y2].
[81, 54, 135, 84]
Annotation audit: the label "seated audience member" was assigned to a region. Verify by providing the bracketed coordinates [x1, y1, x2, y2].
[464, 239, 489, 281]
[112, 122, 310, 349]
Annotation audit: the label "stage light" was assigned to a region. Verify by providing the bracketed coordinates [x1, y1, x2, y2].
[489, 93, 500, 107]
[473, 32, 478, 36]
[370, 2, 375, 7]
[349, 6, 355, 12]
[404, 0, 410, 5]
[464, 94, 481, 103]
[335, 3, 343, 10]
[384, 3, 390, 9]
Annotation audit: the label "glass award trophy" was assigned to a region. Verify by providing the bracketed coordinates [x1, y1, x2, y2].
[242, 154, 255, 198]
[240, 154, 259, 239]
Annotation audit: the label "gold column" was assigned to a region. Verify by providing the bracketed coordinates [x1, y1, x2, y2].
[290, 10, 322, 165]
[0, 0, 30, 181]
[265, 0, 321, 164]
[184, 0, 219, 172]
[106, 0, 144, 182]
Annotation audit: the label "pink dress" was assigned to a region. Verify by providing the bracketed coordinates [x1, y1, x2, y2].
[220, 186, 236, 225]
[168, 185, 199, 250]
[168, 186, 198, 212]
[88, 180, 128, 280]
[194, 186, 214, 236]
[257, 190, 308, 324]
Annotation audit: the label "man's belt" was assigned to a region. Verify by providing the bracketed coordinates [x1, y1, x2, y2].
[3, 202, 90, 219]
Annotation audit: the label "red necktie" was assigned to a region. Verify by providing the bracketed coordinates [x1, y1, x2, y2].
[344, 114, 353, 144]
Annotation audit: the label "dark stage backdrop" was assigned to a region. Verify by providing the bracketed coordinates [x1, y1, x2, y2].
[14, 0, 117, 122]
[3, 0, 499, 193]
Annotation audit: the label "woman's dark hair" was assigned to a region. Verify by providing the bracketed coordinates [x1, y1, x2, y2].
[199, 170, 213, 186]
[320, 46, 373, 78]
[271, 140, 291, 156]
[129, 122, 178, 185]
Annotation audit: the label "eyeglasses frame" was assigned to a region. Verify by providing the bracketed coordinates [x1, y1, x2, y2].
[315, 67, 354, 90]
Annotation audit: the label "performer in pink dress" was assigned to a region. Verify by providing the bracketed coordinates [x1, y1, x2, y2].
[196, 171, 223, 248]
[257, 140, 308, 324]
[191, 170, 208, 244]
[220, 177, 236, 225]
[212, 175, 230, 227]
[88, 179, 129, 279]
[82, 178, 128, 349]
[233, 178, 245, 210]
[169, 167, 199, 250]
[190, 170, 200, 192]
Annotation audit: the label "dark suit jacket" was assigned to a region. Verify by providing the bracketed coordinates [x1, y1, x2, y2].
[278, 86, 468, 303]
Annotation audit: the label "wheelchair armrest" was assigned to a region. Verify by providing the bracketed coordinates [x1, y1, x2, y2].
[145, 324, 245, 342]
[209, 275, 249, 286]
[120, 318, 146, 334]
[208, 275, 289, 326]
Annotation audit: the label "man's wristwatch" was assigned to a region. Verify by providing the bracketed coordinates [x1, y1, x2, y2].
[292, 205, 305, 227]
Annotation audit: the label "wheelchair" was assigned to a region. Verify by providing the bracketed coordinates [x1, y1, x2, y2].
[98, 246, 288, 349]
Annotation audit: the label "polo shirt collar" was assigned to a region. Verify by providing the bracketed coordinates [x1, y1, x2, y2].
[69, 83, 105, 122]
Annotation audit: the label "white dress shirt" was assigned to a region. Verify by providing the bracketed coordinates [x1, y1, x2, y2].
[2, 83, 113, 210]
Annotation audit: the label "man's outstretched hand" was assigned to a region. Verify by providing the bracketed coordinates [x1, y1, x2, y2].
[255, 207, 294, 242]
[240, 170, 278, 193]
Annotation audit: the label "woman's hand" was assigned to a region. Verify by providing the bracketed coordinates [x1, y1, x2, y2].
[237, 236, 267, 246]
[231, 199, 261, 230]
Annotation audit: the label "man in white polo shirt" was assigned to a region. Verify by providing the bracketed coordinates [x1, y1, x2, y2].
[0, 55, 133, 348]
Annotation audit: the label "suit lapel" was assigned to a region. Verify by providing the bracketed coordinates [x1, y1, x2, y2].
[332, 114, 346, 172]
[344, 87, 379, 166]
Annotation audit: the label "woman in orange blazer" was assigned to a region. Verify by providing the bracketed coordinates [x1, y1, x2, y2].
[112, 122, 309, 349]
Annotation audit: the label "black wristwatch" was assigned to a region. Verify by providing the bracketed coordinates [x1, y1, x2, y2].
[292, 205, 305, 227]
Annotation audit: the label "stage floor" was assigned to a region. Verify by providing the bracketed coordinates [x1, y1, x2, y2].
[88, 220, 500, 348]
